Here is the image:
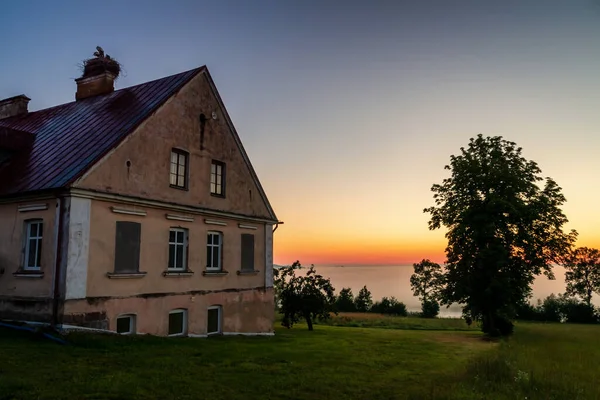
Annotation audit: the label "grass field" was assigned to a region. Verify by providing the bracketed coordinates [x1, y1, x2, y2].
[318, 312, 479, 331]
[0, 315, 599, 400]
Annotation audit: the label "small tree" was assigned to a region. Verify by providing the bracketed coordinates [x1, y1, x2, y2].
[562, 247, 600, 309]
[410, 259, 443, 318]
[274, 261, 336, 331]
[335, 287, 356, 312]
[354, 285, 373, 312]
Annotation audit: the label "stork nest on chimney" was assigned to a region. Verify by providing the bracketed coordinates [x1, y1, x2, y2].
[80, 46, 122, 79]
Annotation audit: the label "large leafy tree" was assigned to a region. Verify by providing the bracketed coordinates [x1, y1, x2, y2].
[562, 247, 600, 309]
[274, 261, 336, 331]
[424, 134, 577, 336]
[410, 259, 443, 318]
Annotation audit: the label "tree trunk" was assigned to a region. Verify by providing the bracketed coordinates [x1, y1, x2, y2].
[304, 313, 313, 331]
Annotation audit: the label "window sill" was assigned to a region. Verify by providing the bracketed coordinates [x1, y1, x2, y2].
[106, 272, 147, 279]
[163, 270, 194, 277]
[237, 270, 260, 276]
[169, 184, 189, 191]
[210, 193, 226, 199]
[13, 270, 44, 278]
[202, 270, 229, 277]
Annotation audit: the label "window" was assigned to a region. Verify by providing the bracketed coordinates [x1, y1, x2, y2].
[206, 232, 222, 271]
[168, 228, 188, 270]
[116, 314, 136, 335]
[168, 309, 187, 336]
[170, 149, 189, 189]
[210, 160, 225, 196]
[114, 221, 141, 273]
[207, 306, 222, 335]
[241, 234, 255, 272]
[24, 220, 43, 270]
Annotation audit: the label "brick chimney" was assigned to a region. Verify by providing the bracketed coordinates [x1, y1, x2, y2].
[0, 95, 31, 120]
[75, 72, 116, 101]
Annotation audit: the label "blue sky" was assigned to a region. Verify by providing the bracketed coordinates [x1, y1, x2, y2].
[2, 0, 600, 264]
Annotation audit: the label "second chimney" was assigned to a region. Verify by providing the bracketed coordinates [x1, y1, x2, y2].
[75, 72, 116, 101]
[0, 95, 31, 120]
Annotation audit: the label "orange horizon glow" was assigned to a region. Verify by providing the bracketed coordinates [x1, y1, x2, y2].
[273, 219, 600, 267]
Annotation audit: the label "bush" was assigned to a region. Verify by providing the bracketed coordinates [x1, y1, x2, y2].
[560, 299, 597, 324]
[371, 297, 408, 316]
[515, 293, 599, 324]
[421, 299, 440, 318]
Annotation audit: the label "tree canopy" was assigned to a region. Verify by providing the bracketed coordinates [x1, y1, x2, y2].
[424, 134, 577, 336]
[274, 261, 336, 331]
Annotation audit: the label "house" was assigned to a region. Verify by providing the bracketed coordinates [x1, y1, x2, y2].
[0, 49, 281, 337]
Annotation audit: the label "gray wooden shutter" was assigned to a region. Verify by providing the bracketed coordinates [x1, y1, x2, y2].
[114, 221, 141, 273]
[241, 234, 254, 272]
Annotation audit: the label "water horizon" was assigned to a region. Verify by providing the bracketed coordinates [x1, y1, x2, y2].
[283, 263, 596, 318]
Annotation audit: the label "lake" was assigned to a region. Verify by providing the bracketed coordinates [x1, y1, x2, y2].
[307, 264, 576, 318]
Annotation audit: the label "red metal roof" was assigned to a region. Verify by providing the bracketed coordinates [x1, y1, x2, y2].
[0, 66, 205, 197]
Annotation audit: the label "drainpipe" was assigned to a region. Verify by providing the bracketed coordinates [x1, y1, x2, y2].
[52, 196, 66, 328]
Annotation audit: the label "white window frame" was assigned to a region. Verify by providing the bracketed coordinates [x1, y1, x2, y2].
[168, 228, 188, 271]
[116, 314, 136, 335]
[24, 219, 43, 271]
[206, 231, 222, 271]
[207, 305, 222, 335]
[168, 309, 187, 337]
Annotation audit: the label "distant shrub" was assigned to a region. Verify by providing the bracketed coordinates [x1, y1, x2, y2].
[421, 299, 440, 318]
[335, 288, 356, 312]
[515, 293, 598, 324]
[371, 297, 408, 316]
[560, 298, 598, 324]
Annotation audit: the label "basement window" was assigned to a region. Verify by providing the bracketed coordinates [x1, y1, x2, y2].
[207, 306, 222, 335]
[168, 309, 187, 336]
[116, 314, 136, 335]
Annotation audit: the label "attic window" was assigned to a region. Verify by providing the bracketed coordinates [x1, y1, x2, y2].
[170, 149, 189, 190]
[210, 160, 225, 197]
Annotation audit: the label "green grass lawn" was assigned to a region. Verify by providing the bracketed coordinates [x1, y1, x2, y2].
[317, 312, 479, 331]
[0, 316, 599, 400]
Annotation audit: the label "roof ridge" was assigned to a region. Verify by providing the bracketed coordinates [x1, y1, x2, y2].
[0, 65, 207, 119]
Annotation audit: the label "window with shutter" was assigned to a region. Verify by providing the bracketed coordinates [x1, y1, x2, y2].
[241, 234, 255, 272]
[114, 221, 141, 273]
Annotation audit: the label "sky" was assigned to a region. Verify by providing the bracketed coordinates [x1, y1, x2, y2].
[1, 0, 600, 266]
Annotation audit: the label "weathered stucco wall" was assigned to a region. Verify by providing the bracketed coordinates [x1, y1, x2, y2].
[64, 197, 91, 300]
[87, 199, 267, 298]
[0, 201, 56, 296]
[0, 199, 57, 321]
[64, 287, 274, 335]
[76, 71, 273, 220]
